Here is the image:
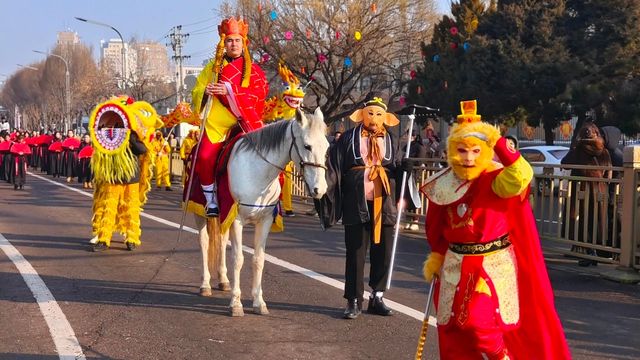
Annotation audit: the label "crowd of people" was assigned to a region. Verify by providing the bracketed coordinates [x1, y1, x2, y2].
[0, 125, 93, 190]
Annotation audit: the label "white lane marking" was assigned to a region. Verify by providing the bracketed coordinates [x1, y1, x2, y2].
[28, 172, 437, 326]
[0, 233, 86, 360]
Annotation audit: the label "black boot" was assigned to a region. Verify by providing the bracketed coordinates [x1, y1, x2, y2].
[368, 293, 393, 316]
[126, 242, 137, 251]
[92, 242, 109, 252]
[343, 298, 361, 319]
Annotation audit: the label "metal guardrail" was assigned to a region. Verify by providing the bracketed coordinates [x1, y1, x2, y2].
[170, 145, 640, 272]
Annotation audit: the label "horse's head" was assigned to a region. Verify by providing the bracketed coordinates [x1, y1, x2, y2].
[291, 107, 329, 198]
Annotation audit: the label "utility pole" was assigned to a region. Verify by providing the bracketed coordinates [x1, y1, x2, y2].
[167, 25, 190, 104]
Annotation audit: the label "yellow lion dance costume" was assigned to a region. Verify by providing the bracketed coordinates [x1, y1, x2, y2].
[89, 96, 163, 251]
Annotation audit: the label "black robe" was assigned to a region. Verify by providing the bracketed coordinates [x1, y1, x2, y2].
[62, 147, 79, 177]
[77, 143, 93, 183]
[317, 124, 402, 228]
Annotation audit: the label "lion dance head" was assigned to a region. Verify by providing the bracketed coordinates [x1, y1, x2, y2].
[89, 96, 164, 204]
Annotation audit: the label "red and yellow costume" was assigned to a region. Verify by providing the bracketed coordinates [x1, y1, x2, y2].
[421, 101, 570, 359]
[190, 17, 268, 212]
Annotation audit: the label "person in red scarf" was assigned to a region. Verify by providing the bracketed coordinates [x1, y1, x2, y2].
[420, 100, 570, 359]
[190, 17, 268, 217]
[10, 134, 31, 189]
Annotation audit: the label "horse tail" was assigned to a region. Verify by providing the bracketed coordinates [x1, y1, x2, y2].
[206, 217, 222, 277]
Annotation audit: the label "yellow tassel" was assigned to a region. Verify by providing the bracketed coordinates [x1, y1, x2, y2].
[241, 45, 251, 88]
[220, 202, 239, 234]
[212, 36, 226, 84]
[91, 137, 139, 184]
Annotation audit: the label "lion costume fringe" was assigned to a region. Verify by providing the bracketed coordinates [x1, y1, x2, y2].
[89, 96, 163, 249]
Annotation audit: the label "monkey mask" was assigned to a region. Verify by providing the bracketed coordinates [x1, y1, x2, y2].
[447, 100, 501, 181]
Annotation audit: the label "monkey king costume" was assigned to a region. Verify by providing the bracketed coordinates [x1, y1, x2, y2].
[319, 97, 401, 319]
[191, 17, 268, 217]
[89, 96, 163, 252]
[421, 101, 570, 359]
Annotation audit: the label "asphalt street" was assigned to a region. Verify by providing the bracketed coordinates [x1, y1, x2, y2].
[0, 173, 638, 360]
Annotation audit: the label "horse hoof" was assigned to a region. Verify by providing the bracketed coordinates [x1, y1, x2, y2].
[199, 288, 213, 297]
[218, 282, 231, 292]
[230, 306, 244, 317]
[253, 305, 269, 315]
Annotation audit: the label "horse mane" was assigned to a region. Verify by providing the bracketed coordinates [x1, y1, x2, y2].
[236, 120, 291, 154]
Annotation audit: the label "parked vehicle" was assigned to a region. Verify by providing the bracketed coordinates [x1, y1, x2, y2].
[519, 145, 570, 194]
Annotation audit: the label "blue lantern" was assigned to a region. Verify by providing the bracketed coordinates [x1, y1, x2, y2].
[270, 10, 277, 20]
[344, 57, 352, 67]
[463, 42, 471, 52]
[433, 54, 440, 62]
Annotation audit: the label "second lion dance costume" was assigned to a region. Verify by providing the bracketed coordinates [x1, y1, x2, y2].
[89, 96, 163, 252]
[420, 101, 570, 359]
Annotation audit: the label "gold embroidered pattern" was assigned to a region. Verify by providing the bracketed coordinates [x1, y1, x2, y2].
[483, 247, 519, 325]
[456, 273, 474, 327]
[449, 235, 511, 255]
[436, 252, 462, 325]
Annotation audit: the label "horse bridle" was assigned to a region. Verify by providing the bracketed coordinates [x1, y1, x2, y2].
[244, 121, 327, 178]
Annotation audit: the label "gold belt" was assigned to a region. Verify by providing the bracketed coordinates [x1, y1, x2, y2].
[449, 235, 511, 255]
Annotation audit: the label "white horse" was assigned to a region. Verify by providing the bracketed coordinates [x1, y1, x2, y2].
[194, 108, 329, 316]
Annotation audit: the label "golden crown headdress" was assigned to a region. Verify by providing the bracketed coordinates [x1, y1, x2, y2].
[218, 17, 249, 38]
[457, 100, 481, 124]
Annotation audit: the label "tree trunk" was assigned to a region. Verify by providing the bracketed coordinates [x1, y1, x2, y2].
[544, 124, 555, 145]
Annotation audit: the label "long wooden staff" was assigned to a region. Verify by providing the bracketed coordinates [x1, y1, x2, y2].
[415, 279, 436, 360]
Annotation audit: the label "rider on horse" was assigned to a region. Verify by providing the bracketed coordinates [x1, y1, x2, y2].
[191, 17, 269, 217]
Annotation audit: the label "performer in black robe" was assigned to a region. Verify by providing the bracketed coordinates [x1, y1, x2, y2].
[61, 131, 80, 182]
[77, 134, 93, 188]
[316, 96, 407, 319]
[10, 136, 31, 189]
[48, 132, 63, 177]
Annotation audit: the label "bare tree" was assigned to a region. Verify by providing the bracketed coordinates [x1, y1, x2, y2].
[220, 0, 438, 122]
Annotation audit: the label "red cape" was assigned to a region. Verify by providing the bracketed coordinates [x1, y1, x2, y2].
[504, 188, 571, 359]
[78, 146, 94, 159]
[62, 137, 81, 150]
[10, 143, 31, 155]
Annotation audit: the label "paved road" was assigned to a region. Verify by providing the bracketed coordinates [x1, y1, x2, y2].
[0, 173, 638, 359]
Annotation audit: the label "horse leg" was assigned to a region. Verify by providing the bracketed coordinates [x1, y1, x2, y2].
[229, 220, 245, 317]
[217, 230, 231, 291]
[194, 214, 212, 297]
[251, 216, 272, 315]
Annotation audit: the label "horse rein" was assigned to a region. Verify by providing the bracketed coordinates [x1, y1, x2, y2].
[242, 121, 327, 179]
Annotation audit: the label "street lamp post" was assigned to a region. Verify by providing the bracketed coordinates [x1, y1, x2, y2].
[75, 17, 127, 89]
[33, 50, 71, 132]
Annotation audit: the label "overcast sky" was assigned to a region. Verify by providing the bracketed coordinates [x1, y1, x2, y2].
[0, 0, 451, 78]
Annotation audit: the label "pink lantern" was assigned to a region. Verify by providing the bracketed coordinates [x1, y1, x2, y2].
[399, 96, 406, 106]
[317, 54, 327, 63]
[450, 26, 458, 36]
[285, 31, 293, 40]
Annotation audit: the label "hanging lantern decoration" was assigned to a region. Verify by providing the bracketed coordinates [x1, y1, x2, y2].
[410, 70, 417, 79]
[399, 96, 406, 106]
[270, 10, 277, 21]
[263, 36, 270, 45]
[450, 42, 458, 50]
[433, 54, 440, 62]
[471, 19, 479, 30]
[371, 3, 377, 13]
[336, 31, 341, 40]
[463, 42, 471, 52]
[344, 57, 352, 68]
[285, 31, 293, 41]
[258, 2, 263, 11]
[317, 53, 327, 63]
[301, 66, 306, 75]
[306, 28, 312, 39]
[354, 31, 362, 41]
[417, 86, 423, 94]
[450, 26, 459, 36]
[443, 80, 448, 90]
[261, 53, 271, 63]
